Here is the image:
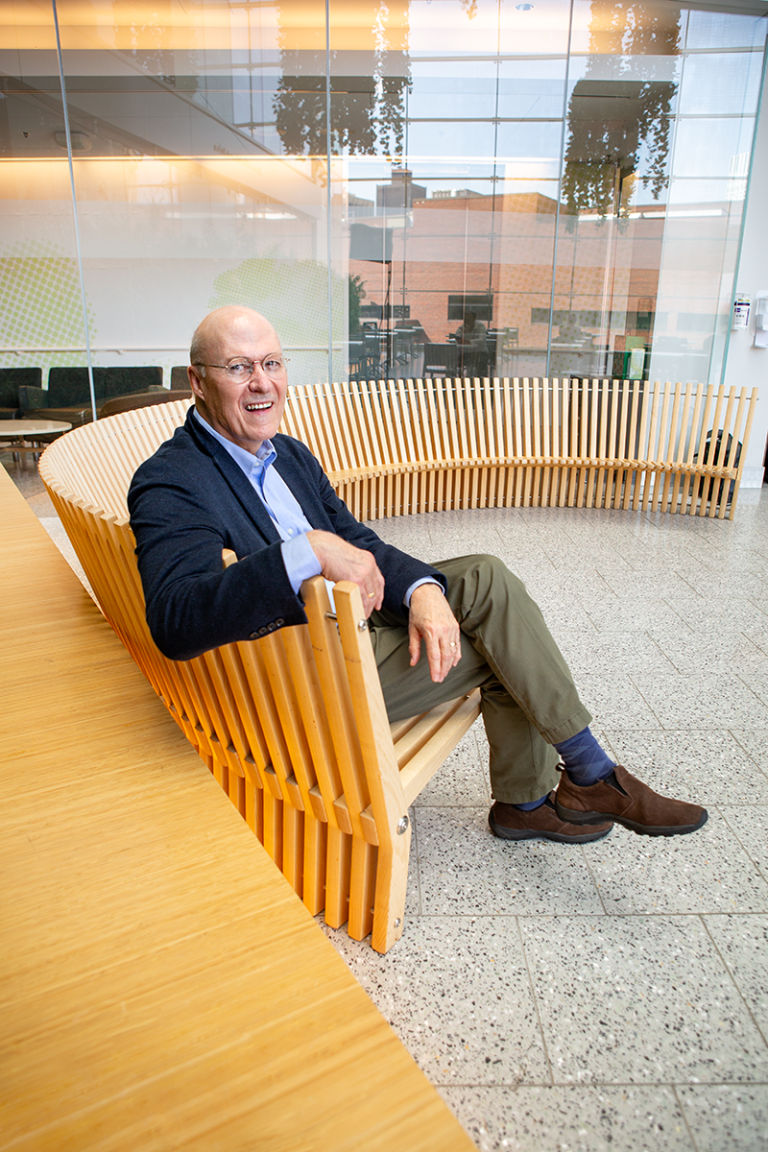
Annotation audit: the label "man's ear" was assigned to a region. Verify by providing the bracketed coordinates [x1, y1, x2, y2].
[187, 364, 205, 398]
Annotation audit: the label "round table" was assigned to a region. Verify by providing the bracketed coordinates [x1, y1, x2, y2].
[0, 419, 72, 470]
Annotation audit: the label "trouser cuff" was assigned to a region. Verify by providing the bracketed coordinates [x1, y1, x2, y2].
[538, 705, 593, 747]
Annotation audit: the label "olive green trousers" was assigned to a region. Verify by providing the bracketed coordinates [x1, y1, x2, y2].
[369, 554, 592, 805]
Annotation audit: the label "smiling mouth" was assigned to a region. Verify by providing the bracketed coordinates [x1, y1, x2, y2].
[245, 401, 273, 411]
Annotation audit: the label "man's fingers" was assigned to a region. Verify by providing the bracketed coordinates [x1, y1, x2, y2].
[424, 633, 460, 683]
[363, 572, 385, 616]
[448, 636, 461, 668]
[409, 625, 462, 681]
[363, 580, 384, 618]
[408, 627, 421, 667]
[307, 530, 385, 612]
[425, 634, 444, 681]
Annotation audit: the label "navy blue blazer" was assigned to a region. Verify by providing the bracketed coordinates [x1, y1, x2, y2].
[128, 409, 444, 661]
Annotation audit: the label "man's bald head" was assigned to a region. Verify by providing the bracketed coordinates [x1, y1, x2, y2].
[189, 306, 281, 372]
[187, 306, 288, 455]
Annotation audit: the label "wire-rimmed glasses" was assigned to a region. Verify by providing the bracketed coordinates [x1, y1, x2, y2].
[194, 355, 289, 382]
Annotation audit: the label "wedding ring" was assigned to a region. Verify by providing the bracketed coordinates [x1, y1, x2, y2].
[367, 591, 375, 598]
[449, 641, 456, 648]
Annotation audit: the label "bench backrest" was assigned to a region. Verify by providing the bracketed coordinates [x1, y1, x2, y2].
[40, 375, 756, 521]
[39, 397, 191, 517]
[39, 396, 459, 954]
[281, 376, 756, 520]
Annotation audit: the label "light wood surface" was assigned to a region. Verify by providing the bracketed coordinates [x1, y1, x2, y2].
[0, 468, 474, 1151]
[0, 419, 72, 435]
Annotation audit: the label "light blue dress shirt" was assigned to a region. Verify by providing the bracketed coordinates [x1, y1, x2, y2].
[193, 408, 439, 607]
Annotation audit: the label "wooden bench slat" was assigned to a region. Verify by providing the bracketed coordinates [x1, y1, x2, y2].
[392, 693, 481, 771]
[399, 693, 483, 808]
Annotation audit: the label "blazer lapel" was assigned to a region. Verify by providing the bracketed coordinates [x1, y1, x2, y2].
[184, 409, 281, 543]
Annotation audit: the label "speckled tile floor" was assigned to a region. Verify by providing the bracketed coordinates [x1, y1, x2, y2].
[331, 496, 768, 1152]
[12, 454, 768, 1152]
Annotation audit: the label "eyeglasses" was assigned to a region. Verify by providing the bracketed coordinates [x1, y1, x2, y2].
[194, 355, 289, 382]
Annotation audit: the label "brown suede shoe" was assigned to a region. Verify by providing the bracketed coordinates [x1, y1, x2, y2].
[554, 764, 708, 837]
[489, 794, 613, 844]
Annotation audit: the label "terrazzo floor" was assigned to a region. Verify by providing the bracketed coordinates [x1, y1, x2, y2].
[10, 454, 768, 1152]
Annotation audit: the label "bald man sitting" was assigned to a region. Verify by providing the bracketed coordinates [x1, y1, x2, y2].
[128, 307, 707, 843]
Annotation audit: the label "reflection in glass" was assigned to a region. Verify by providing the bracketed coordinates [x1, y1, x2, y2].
[562, 3, 681, 220]
[0, 0, 765, 396]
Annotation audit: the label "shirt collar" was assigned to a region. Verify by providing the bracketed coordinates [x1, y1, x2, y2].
[192, 407, 277, 475]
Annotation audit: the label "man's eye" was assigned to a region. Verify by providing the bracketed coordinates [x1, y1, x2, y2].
[264, 358, 280, 371]
[229, 362, 251, 377]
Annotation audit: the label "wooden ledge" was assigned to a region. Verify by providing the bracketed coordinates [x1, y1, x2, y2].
[0, 469, 473, 1152]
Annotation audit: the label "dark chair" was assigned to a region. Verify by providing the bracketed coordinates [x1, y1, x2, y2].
[20, 366, 164, 427]
[347, 340, 365, 379]
[0, 367, 42, 419]
[695, 430, 741, 505]
[170, 366, 190, 389]
[423, 342, 459, 378]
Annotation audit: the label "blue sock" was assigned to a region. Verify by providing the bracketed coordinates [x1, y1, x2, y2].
[554, 726, 615, 786]
[513, 796, 547, 811]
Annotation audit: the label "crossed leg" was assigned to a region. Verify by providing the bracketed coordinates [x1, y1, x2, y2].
[369, 553, 592, 805]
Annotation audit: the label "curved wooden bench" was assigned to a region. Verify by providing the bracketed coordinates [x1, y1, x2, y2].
[281, 376, 757, 521]
[38, 373, 758, 949]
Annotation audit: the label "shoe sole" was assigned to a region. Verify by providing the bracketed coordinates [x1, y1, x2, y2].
[488, 814, 613, 845]
[554, 802, 709, 838]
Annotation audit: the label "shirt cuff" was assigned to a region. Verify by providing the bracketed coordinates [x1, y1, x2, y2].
[281, 533, 322, 594]
[404, 576, 443, 608]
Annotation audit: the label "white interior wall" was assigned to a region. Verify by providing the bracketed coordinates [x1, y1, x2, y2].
[723, 58, 768, 487]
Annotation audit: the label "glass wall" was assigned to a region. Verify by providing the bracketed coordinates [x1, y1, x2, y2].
[0, 0, 765, 395]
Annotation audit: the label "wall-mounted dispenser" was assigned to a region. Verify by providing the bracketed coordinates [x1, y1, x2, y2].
[754, 290, 768, 348]
[733, 294, 751, 329]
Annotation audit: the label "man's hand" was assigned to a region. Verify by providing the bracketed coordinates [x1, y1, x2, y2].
[306, 530, 384, 618]
[408, 583, 461, 683]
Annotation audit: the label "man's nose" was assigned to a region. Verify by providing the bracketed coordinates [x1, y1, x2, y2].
[247, 367, 269, 386]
